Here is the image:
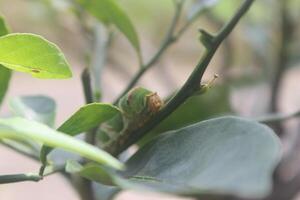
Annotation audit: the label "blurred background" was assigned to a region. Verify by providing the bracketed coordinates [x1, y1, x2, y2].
[0, 0, 300, 199]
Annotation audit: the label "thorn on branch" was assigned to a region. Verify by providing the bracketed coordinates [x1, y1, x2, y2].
[199, 29, 215, 49]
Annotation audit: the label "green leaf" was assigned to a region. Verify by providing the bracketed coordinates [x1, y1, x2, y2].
[0, 33, 72, 79]
[58, 103, 120, 136]
[0, 117, 124, 170]
[139, 86, 232, 146]
[9, 95, 56, 127]
[66, 160, 114, 185]
[78, 0, 140, 54]
[40, 103, 121, 168]
[0, 15, 11, 108]
[69, 117, 281, 199]
[66, 160, 121, 200]
[123, 117, 281, 198]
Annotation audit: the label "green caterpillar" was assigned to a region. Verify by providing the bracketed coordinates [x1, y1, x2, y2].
[98, 87, 163, 146]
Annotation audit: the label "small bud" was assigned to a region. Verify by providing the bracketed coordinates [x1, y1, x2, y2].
[194, 74, 219, 95]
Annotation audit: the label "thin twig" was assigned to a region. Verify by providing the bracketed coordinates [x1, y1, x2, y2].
[0, 164, 65, 184]
[0, 174, 41, 184]
[80, 69, 97, 200]
[257, 110, 300, 124]
[81, 68, 94, 104]
[105, 0, 255, 156]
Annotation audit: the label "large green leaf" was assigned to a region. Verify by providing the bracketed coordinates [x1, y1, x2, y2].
[40, 103, 121, 168]
[9, 95, 56, 127]
[68, 117, 281, 199]
[0, 33, 72, 79]
[78, 0, 140, 54]
[0, 117, 123, 170]
[0, 15, 11, 108]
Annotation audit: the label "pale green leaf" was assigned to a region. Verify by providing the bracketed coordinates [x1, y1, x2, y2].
[0, 33, 72, 79]
[123, 117, 281, 198]
[0, 117, 123, 170]
[40, 103, 121, 169]
[66, 160, 121, 200]
[66, 160, 114, 185]
[9, 95, 56, 127]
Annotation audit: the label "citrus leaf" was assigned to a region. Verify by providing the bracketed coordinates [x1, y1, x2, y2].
[0, 33, 72, 79]
[57, 103, 120, 136]
[9, 95, 56, 127]
[0, 117, 123, 170]
[66, 160, 121, 200]
[78, 0, 140, 54]
[67, 117, 281, 199]
[66, 160, 114, 185]
[123, 117, 281, 198]
[40, 103, 121, 169]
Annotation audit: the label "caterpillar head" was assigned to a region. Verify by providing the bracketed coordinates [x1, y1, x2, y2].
[119, 87, 163, 119]
[146, 92, 163, 114]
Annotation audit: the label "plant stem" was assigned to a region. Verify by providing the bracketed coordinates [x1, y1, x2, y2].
[113, 1, 185, 104]
[205, 12, 234, 82]
[79, 68, 97, 200]
[257, 110, 300, 124]
[0, 174, 41, 184]
[81, 68, 98, 145]
[0, 164, 65, 184]
[81, 68, 94, 104]
[105, 0, 255, 156]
